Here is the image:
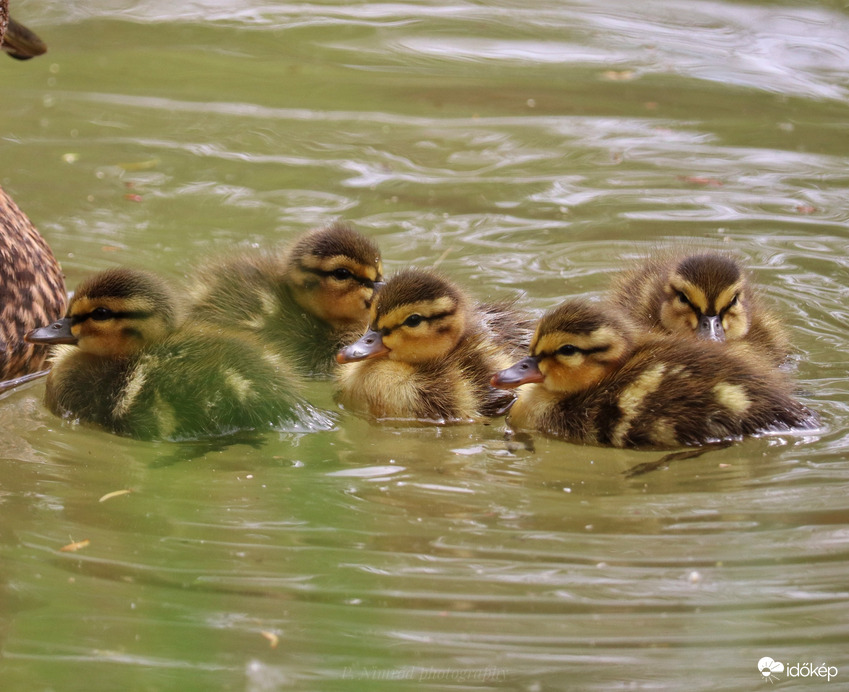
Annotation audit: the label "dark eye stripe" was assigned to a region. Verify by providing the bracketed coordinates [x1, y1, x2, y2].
[298, 263, 377, 288]
[717, 294, 740, 318]
[535, 344, 609, 359]
[377, 309, 455, 336]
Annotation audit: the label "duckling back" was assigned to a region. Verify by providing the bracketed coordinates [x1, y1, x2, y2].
[551, 339, 813, 448]
[45, 323, 331, 440]
[0, 186, 66, 380]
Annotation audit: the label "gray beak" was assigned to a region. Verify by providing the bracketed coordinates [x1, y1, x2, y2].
[698, 315, 725, 342]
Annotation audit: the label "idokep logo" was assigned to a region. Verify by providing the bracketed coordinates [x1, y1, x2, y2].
[759, 657, 784, 682]
[758, 656, 839, 683]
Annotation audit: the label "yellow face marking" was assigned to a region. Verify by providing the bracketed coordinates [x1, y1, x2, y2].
[377, 297, 456, 331]
[70, 295, 156, 317]
[289, 255, 381, 329]
[67, 295, 169, 358]
[717, 284, 748, 340]
[610, 363, 666, 447]
[713, 382, 751, 414]
[532, 326, 627, 394]
[669, 279, 709, 314]
[715, 283, 742, 312]
[375, 297, 464, 365]
[299, 254, 379, 279]
[662, 275, 750, 341]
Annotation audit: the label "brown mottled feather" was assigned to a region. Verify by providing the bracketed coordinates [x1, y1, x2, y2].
[0, 185, 66, 380]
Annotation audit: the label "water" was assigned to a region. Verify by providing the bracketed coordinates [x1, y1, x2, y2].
[2, 1, 848, 689]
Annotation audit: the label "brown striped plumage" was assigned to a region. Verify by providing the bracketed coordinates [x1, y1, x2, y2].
[0, 186, 66, 381]
[609, 251, 790, 365]
[335, 268, 532, 423]
[493, 299, 816, 449]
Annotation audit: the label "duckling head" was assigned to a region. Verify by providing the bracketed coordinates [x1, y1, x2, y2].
[660, 253, 749, 342]
[284, 222, 383, 329]
[25, 268, 177, 358]
[337, 269, 469, 365]
[492, 300, 634, 394]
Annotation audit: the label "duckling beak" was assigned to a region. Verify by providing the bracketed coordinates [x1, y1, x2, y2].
[24, 317, 77, 345]
[491, 357, 544, 389]
[336, 329, 389, 363]
[698, 315, 725, 342]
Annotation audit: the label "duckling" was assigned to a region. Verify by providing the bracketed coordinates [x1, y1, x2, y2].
[335, 268, 532, 423]
[25, 268, 331, 440]
[492, 299, 816, 449]
[189, 222, 383, 377]
[608, 251, 790, 364]
[0, 185, 66, 382]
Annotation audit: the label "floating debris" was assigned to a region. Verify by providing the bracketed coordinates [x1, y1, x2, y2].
[260, 631, 279, 649]
[98, 489, 131, 503]
[60, 539, 90, 552]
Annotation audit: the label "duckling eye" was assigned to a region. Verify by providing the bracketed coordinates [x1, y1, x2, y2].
[403, 314, 423, 328]
[330, 267, 353, 281]
[727, 294, 739, 309]
[90, 307, 113, 321]
[676, 291, 692, 307]
[557, 344, 579, 357]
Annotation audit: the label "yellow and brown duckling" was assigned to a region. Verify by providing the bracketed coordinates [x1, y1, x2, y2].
[189, 222, 383, 377]
[492, 299, 816, 449]
[335, 268, 532, 423]
[25, 268, 331, 440]
[608, 251, 789, 364]
[0, 0, 47, 60]
[0, 186, 66, 382]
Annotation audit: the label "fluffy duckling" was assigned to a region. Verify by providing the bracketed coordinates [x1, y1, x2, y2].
[492, 299, 816, 449]
[1, 0, 47, 60]
[335, 268, 531, 423]
[189, 222, 383, 376]
[26, 268, 330, 440]
[609, 251, 789, 364]
[0, 186, 66, 382]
